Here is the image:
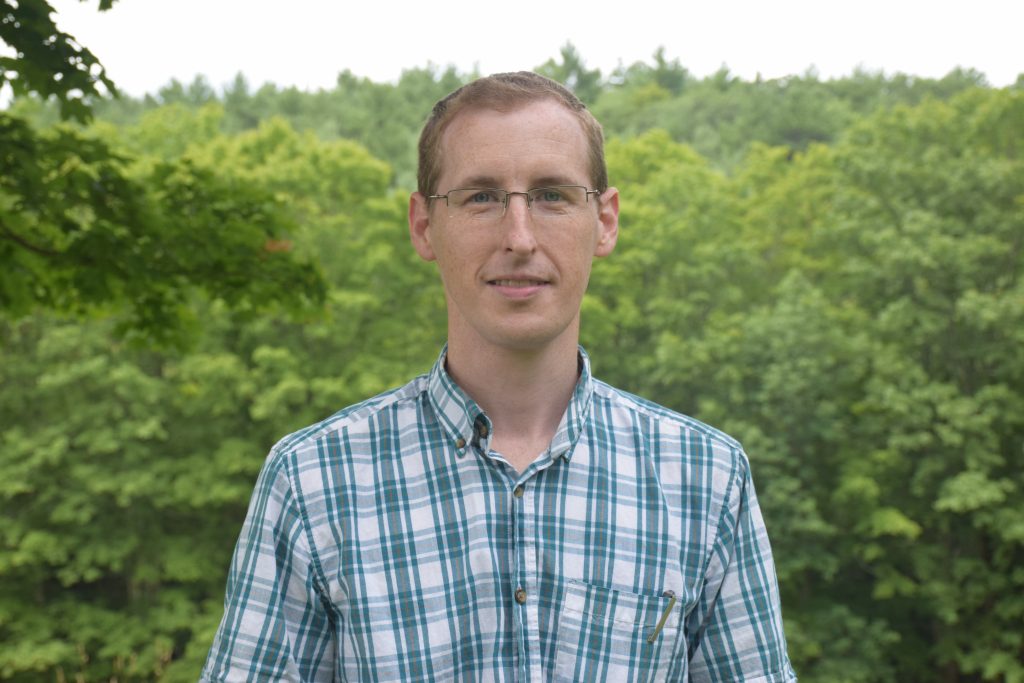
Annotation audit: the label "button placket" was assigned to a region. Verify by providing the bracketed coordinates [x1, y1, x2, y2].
[511, 482, 527, 611]
[509, 472, 543, 680]
[508, 472, 533, 678]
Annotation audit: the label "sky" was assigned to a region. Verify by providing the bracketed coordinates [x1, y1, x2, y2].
[35, 0, 1024, 98]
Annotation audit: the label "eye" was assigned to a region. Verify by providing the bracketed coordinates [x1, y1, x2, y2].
[467, 190, 501, 204]
[534, 188, 564, 203]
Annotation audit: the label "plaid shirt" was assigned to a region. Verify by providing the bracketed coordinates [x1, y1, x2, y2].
[202, 347, 796, 682]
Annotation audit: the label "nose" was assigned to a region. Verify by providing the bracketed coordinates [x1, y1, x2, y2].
[500, 192, 537, 254]
[501, 191, 533, 216]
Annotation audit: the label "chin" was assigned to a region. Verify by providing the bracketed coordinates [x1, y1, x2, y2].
[478, 320, 578, 353]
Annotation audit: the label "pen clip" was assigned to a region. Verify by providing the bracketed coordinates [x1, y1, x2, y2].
[646, 590, 677, 644]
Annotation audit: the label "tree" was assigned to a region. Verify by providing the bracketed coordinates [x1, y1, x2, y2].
[536, 42, 603, 105]
[1, 0, 325, 344]
[1, 0, 117, 122]
[0, 109, 438, 681]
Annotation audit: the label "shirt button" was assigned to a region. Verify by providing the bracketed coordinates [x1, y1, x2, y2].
[455, 438, 466, 449]
[514, 588, 528, 604]
[478, 424, 489, 437]
[513, 485, 524, 498]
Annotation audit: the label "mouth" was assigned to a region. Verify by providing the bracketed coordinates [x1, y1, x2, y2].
[487, 277, 550, 299]
[488, 278, 549, 287]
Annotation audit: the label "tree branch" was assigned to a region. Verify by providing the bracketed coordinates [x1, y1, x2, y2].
[0, 222, 62, 257]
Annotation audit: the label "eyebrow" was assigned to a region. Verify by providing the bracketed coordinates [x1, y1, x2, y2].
[532, 175, 584, 188]
[453, 175, 503, 189]
[450, 174, 585, 190]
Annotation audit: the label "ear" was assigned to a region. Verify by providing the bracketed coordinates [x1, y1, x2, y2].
[594, 187, 619, 257]
[409, 192, 437, 262]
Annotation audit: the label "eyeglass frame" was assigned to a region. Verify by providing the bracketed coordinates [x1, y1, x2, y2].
[427, 185, 602, 220]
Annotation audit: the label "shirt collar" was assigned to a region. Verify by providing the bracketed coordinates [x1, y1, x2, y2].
[426, 344, 595, 464]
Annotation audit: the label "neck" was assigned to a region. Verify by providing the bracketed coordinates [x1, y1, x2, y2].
[445, 334, 580, 469]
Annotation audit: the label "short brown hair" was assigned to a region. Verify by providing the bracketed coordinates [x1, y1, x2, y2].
[416, 71, 608, 197]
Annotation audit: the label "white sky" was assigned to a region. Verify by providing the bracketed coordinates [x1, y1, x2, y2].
[36, 0, 1024, 97]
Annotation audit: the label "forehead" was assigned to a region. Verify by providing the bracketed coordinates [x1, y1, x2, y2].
[437, 100, 590, 187]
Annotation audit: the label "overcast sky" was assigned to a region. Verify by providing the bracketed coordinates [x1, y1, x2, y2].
[42, 0, 1024, 97]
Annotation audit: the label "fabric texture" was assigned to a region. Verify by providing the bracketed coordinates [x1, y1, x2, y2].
[201, 347, 796, 682]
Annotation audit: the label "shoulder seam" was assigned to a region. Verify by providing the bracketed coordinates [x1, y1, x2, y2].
[591, 379, 743, 452]
[272, 375, 429, 455]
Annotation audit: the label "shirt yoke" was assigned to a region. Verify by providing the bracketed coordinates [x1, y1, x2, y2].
[591, 378, 747, 469]
[269, 373, 749, 484]
[270, 373, 431, 457]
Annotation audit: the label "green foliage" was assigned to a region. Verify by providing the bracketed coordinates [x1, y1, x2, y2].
[0, 0, 117, 122]
[0, 106, 446, 678]
[0, 112, 326, 345]
[205, 66, 467, 189]
[1, 1, 327, 347]
[536, 42, 603, 105]
[62, 45, 996, 184]
[0, 317, 243, 681]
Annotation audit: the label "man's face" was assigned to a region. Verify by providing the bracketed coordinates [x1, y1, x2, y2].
[409, 99, 618, 354]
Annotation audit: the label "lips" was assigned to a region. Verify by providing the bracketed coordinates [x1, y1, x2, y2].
[488, 278, 549, 287]
[486, 276, 550, 299]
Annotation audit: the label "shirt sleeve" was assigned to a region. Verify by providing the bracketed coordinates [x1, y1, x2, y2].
[201, 450, 336, 682]
[685, 449, 797, 682]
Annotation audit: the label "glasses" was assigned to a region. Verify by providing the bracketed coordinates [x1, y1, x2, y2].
[428, 185, 600, 222]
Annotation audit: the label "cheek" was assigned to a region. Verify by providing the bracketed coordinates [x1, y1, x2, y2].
[434, 239, 486, 285]
[556, 239, 599, 281]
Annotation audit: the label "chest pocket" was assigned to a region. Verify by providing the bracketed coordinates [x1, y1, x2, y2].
[554, 579, 680, 683]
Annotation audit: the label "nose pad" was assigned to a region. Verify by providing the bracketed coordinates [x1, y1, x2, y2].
[501, 191, 532, 218]
[500, 193, 538, 253]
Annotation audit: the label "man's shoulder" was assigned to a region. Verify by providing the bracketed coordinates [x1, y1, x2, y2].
[271, 373, 429, 457]
[591, 378, 744, 454]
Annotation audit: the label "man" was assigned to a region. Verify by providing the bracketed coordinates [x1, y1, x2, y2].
[202, 72, 796, 682]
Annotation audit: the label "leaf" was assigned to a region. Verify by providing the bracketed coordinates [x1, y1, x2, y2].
[935, 471, 1014, 513]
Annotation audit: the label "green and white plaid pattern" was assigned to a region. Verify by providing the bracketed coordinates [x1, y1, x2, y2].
[202, 347, 796, 682]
